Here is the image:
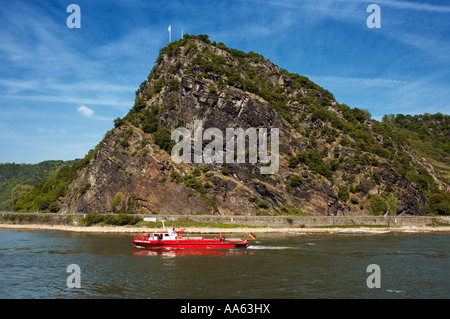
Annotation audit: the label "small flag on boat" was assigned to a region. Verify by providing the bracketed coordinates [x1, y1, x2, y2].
[249, 232, 256, 240]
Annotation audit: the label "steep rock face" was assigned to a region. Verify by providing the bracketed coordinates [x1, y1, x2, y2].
[61, 36, 443, 216]
[62, 126, 211, 214]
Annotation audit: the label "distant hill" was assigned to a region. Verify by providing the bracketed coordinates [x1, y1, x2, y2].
[382, 113, 450, 183]
[10, 34, 450, 216]
[0, 160, 75, 210]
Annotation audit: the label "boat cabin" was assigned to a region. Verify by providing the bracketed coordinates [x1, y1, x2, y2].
[144, 222, 185, 241]
[149, 229, 178, 241]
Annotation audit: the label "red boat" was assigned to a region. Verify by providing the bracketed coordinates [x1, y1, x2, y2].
[132, 222, 249, 249]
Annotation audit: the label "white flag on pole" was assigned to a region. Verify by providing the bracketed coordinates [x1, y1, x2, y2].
[168, 25, 171, 43]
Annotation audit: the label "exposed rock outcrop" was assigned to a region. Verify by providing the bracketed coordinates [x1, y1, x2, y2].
[61, 35, 444, 216]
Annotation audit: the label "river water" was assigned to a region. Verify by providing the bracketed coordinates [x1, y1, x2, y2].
[0, 229, 448, 299]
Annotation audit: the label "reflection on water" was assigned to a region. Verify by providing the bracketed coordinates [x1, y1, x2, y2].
[132, 247, 250, 257]
[0, 229, 448, 299]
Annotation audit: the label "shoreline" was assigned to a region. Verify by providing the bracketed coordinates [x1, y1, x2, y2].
[1, 223, 450, 234]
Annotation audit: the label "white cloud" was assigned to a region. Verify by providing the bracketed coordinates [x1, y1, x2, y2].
[10, 94, 131, 108]
[77, 105, 94, 117]
[36, 128, 67, 134]
[309, 75, 408, 88]
[375, 0, 450, 13]
[0, 79, 135, 94]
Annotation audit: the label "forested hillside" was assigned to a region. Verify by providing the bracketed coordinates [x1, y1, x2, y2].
[0, 160, 74, 210]
[382, 113, 449, 182]
[5, 35, 450, 216]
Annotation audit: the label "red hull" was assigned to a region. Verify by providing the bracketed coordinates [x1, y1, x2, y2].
[133, 237, 248, 249]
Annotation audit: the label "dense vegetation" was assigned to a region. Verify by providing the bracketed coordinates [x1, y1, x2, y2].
[80, 212, 142, 226]
[116, 95, 173, 153]
[382, 113, 450, 215]
[11, 150, 97, 213]
[0, 160, 74, 210]
[382, 113, 449, 182]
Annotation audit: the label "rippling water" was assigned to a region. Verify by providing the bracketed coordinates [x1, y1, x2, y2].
[0, 229, 448, 299]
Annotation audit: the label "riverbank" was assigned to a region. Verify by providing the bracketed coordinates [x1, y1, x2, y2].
[1, 223, 449, 234]
[1, 213, 450, 234]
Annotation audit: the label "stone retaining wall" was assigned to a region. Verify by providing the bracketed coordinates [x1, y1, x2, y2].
[158, 214, 450, 228]
[1, 212, 449, 228]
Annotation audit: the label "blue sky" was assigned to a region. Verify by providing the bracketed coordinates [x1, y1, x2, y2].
[1, 0, 449, 163]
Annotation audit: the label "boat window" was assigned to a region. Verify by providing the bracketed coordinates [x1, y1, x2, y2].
[164, 234, 169, 237]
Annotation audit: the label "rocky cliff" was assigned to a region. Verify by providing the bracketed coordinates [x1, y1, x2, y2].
[60, 35, 446, 216]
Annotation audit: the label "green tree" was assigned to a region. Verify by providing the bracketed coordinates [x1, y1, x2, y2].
[11, 184, 33, 206]
[111, 192, 123, 212]
[338, 185, 349, 202]
[257, 200, 269, 209]
[426, 193, 450, 215]
[369, 195, 387, 215]
[133, 98, 146, 111]
[289, 175, 303, 188]
[385, 193, 398, 215]
[221, 167, 229, 176]
[153, 129, 173, 152]
[168, 79, 180, 92]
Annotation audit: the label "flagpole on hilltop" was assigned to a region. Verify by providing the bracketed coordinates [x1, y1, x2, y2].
[168, 25, 171, 43]
[181, 24, 183, 39]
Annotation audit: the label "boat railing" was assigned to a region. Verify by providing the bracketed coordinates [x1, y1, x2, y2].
[134, 233, 149, 240]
